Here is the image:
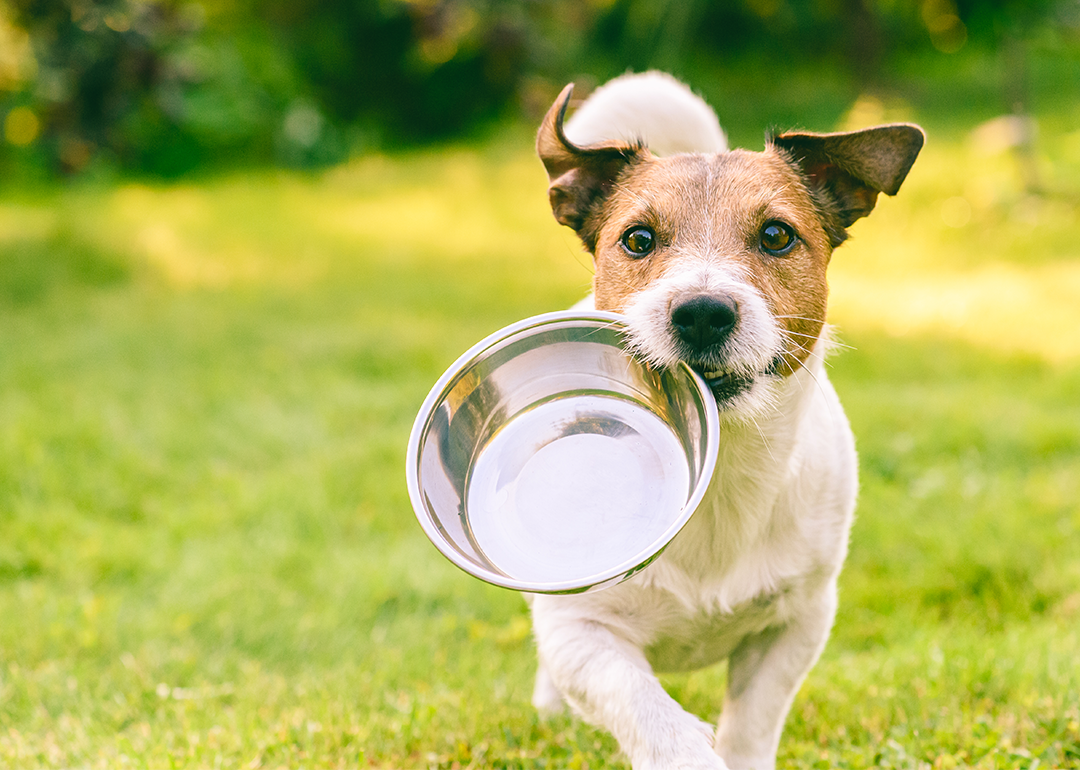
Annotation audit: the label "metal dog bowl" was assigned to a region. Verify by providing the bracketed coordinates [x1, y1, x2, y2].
[405, 311, 719, 594]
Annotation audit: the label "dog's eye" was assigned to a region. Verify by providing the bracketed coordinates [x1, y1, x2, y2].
[620, 227, 655, 257]
[760, 221, 797, 256]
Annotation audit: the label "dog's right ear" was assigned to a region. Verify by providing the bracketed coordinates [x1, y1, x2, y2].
[537, 84, 644, 252]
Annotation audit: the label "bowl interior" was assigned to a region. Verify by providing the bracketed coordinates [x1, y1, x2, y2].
[407, 312, 717, 593]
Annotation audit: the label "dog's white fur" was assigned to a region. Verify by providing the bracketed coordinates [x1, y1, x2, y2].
[564, 71, 728, 157]
[529, 74, 859, 770]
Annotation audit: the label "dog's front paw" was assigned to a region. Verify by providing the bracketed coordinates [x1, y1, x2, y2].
[636, 749, 727, 770]
[633, 724, 728, 770]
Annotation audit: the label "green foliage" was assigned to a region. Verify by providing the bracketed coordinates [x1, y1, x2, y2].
[2, 0, 1078, 174]
[2, 0, 213, 173]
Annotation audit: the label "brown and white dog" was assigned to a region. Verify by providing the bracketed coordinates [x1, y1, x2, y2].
[527, 72, 923, 770]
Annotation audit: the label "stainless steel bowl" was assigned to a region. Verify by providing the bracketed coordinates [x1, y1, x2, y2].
[405, 311, 719, 594]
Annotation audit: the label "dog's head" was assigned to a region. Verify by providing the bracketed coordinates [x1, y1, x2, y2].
[538, 84, 924, 414]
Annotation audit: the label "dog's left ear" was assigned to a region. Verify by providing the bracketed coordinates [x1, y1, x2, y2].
[537, 83, 645, 252]
[772, 124, 925, 246]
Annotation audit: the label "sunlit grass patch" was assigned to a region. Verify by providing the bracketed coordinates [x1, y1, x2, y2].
[12, 140, 586, 299]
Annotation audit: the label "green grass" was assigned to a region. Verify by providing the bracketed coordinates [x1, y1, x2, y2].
[1, 102, 1079, 768]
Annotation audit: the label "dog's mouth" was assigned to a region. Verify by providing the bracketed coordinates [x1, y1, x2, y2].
[691, 355, 784, 403]
[691, 365, 753, 402]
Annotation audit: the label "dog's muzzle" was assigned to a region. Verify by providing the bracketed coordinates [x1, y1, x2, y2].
[669, 293, 755, 401]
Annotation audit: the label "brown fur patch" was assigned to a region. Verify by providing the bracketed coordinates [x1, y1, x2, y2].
[587, 150, 830, 374]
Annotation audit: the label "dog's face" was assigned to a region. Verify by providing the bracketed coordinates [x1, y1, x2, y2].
[538, 84, 923, 413]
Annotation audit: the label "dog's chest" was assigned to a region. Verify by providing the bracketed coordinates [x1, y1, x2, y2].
[642, 584, 789, 673]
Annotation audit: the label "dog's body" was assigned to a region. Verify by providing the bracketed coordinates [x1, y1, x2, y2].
[528, 73, 924, 770]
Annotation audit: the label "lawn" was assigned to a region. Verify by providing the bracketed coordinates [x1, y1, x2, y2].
[1, 85, 1079, 767]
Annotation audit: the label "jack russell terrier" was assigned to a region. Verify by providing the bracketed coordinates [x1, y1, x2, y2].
[526, 72, 924, 770]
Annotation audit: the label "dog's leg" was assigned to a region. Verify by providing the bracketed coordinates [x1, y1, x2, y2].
[531, 659, 567, 716]
[713, 587, 838, 770]
[532, 601, 726, 770]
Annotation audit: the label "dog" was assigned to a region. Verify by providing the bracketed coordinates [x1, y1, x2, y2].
[526, 71, 924, 770]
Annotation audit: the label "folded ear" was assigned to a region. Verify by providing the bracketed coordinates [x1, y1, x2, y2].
[537, 84, 645, 252]
[772, 123, 925, 246]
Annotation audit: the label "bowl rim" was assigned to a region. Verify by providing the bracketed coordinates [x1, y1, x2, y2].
[405, 310, 720, 594]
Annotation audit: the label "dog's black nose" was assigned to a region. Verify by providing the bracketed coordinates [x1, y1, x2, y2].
[671, 294, 738, 350]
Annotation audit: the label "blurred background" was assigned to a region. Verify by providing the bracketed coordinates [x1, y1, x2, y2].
[1, 0, 1078, 176]
[1, 1, 1079, 767]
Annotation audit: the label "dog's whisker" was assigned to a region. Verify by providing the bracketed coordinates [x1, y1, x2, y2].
[746, 412, 777, 465]
[579, 319, 632, 344]
[788, 346, 848, 426]
[801, 346, 835, 369]
[778, 345, 832, 408]
[779, 329, 823, 341]
[780, 329, 855, 352]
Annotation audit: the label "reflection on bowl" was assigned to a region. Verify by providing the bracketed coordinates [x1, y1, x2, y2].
[406, 311, 719, 594]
